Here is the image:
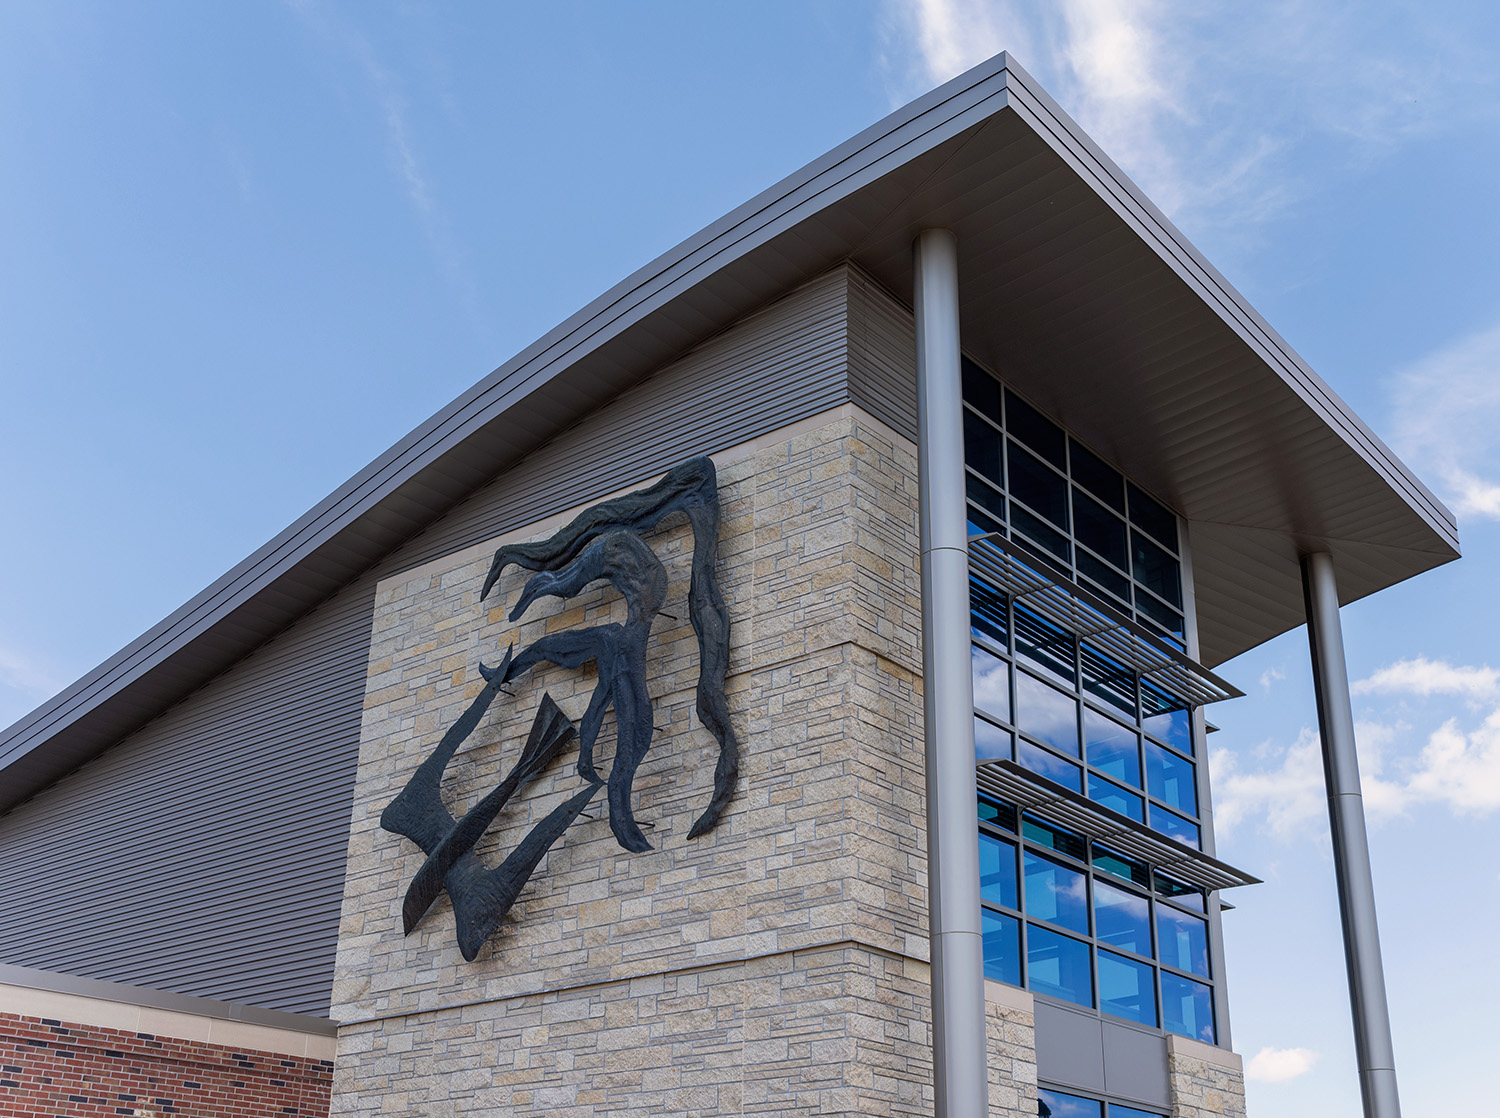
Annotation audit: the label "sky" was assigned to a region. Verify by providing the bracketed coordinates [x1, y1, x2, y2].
[2, 2, 1498, 1114]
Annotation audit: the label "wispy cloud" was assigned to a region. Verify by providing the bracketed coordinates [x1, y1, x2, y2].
[1246, 1046, 1320, 1083]
[1391, 322, 1500, 523]
[1258, 666, 1285, 691]
[1215, 657, 1500, 836]
[879, 1, 1493, 236]
[0, 643, 63, 699]
[284, 0, 485, 333]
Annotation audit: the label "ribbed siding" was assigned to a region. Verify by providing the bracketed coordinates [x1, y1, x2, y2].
[385, 267, 853, 570]
[0, 577, 374, 1016]
[0, 267, 860, 1016]
[847, 268, 917, 442]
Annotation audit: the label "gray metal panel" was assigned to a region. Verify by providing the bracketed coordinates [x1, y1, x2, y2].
[0, 269, 859, 1014]
[381, 266, 854, 572]
[0, 577, 375, 1017]
[1035, 998, 1107, 1091]
[1101, 1019, 1171, 1108]
[847, 267, 917, 441]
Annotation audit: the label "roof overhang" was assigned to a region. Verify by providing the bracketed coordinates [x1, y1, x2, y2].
[0, 52, 1457, 812]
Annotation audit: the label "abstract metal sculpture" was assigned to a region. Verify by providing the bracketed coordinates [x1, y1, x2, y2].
[380, 455, 736, 960]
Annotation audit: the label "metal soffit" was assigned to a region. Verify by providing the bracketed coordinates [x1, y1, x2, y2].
[0, 52, 1457, 809]
[976, 760, 1260, 893]
[968, 534, 1241, 708]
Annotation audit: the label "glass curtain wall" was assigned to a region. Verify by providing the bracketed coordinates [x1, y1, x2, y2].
[964, 356, 1216, 1044]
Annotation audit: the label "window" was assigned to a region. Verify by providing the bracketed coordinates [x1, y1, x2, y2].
[978, 795, 1217, 1043]
[962, 358, 1186, 646]
[1038, 1087, 1165, 1118]
[969, 575, 1203, 847]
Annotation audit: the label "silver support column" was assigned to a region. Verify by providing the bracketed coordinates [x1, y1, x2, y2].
[915, 228, 988, 1118]
[1301, 551, 1402, 1118]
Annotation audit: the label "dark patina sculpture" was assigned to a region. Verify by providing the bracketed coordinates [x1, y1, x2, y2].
[379, 455, 736, 960]
[482, 454, 738, 839]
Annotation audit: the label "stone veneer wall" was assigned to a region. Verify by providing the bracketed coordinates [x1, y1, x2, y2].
[328, 404, 1246, 1117]
[1166, 1036, 1246, 1118]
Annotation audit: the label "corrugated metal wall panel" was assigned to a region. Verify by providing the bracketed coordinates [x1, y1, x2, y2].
[847, 268, 917, 442]
[382, 267, 855, 572]
[0, 267, 860, 1016]
[0, 576, 375, 1016]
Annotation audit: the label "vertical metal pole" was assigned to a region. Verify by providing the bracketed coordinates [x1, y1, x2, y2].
[1301, 551, 1402, 1118]
[915, 228, 988, 1118]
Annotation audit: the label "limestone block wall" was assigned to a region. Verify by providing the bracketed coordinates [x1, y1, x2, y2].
[329, 407, 979, 1117]
[1166, 1035, 1247, 1118]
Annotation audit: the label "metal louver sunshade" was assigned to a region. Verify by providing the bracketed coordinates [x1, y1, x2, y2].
[968, 533, 1242, 708]
[976, 759, 1260, 892]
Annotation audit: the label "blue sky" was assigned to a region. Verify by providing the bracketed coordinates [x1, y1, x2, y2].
[2, 2, 1497, 1114]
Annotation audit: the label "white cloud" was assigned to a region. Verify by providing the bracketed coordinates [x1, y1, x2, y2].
[1258, 666, 1285, 691]
[1245, 1045, 1320, 1083]
[1353, 657, 1500, 700]
[1391, 322, 1500, 523]
[0, 643, 63, 699]
[880, 0, 1491, 239]
[1216, 658, 1500, 836]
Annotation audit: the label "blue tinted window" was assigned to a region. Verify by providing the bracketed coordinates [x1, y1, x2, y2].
[983, 908, 1022, 986]
[968, 473, 1007, 523]
[1016, 672, 1079, 756]
[1077, 550, 1132, 602]
[1093, 880, 1151, 957]
[1093, 845, 1151, 889]
[1150, 804, 1201, 849]
[970, 577, 1009, 648]
[1024, 851, 1089, 934]
[1018, 740, 1081, 790]
[1128, 482, 1178, 550]
[968, 507, 1003, 540]
[1146, 741, 1197, 816]
[965, 410, 1003, 487]
[1016, 607, 1076, 685]
[1005, 389, 1067, 468]
[1111, 1106, 1166, 1118]
[1012, 503, 1072, 562]
[1162, 971, 1216, 1043]
[1010, 441, 1069, 529]
[975, 715, 1012, 761]
[973, 644, 1012, 724]
[1069, 439, 1125, 513]
[979, 832, 1019, 910]
[1023, 815, 1087, 861]
[1141, 687, 1192, 753]
[1027, 925, 1093, 1008]
[1154, 874, 1204, 911]
[1158, 906, 1210, 978]
[978, 795, 1016, 831]
[1099, 949, 1157, 1027]
[1039, 1088, 1102, 1118]
[1073, 490, 1129, 569]
[1088, 777, 1144, 822]
[1084, 708, 1140, 785]
[963, 358, 1001, 421]
[1080, 644, 1134, 718]
[1134, 588, 1185, 641]
[1131, 529, 1182, 608]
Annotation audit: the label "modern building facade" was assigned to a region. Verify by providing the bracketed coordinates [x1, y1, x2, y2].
[0, 54, 1454, 1118]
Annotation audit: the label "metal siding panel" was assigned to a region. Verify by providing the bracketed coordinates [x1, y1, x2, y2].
[0, 575, 375, 1017]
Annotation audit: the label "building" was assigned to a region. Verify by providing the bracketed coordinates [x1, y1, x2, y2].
[0, 53, 1453, 1118]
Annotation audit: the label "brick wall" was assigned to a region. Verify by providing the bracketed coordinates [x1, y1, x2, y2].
[0, 1012, 331, 1118]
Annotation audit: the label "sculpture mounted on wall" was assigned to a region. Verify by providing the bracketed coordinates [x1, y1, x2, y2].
[380, 455, 737, 961]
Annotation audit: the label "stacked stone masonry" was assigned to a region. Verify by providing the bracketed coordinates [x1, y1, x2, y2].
[0, 1012, 332, 1118]
[330, 406, 1247, 1117]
